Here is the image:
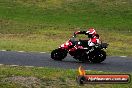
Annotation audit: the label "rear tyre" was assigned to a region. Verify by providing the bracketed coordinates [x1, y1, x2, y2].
[89, 50, 106, 63]
[51, 49, 67, 61]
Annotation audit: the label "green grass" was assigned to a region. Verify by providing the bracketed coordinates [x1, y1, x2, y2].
[0, 0, 132, 30]
[0, 0, 132, 56]
[0, 65, 132, 88]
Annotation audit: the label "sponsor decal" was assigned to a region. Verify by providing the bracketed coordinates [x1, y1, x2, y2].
[77, 66, 131, 84]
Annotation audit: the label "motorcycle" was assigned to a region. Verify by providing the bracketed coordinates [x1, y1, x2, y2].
[51, 31, 109, 63]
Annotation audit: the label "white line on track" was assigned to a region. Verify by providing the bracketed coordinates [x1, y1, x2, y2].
[38, 67, 44, 68]
[25, 66, 34, 68]
[1, 50, 7, 51]
[40, 52, 46, 53]
[0, 50, 48, 54]
[10, 65, 19, 67]
[0, 64, 105, 72]
[18, 51, 25, 53]
[120, 56, 127, 58]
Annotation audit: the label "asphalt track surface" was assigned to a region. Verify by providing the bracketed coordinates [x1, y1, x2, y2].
[0, 51, 132, 73]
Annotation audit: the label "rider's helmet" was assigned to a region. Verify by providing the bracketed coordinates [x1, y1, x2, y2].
[86, 28, 96, 38]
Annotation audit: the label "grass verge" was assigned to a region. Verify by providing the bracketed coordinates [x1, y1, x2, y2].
[0, 65, 131, 88]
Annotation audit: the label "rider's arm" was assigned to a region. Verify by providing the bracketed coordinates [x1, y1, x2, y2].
[74, 31, 86, 34]
[73, 31, 86, 38]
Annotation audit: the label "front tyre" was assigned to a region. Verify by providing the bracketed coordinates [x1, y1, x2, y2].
[89, 50, 106, 63]
[51, 49, 67, 61]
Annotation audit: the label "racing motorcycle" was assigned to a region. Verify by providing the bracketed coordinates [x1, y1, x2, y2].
[51, 32, 108, 63]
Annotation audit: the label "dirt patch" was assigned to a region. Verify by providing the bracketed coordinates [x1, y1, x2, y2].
[2, 76, 41, 88]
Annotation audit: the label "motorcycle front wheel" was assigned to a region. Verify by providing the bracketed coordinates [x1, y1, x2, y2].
[51, 49, 67, 61]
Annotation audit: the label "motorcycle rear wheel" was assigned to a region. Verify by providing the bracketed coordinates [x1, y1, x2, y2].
[89, 50, 106, 63]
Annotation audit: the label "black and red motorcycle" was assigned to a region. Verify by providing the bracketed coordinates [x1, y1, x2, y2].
[51, 31, 108, 63]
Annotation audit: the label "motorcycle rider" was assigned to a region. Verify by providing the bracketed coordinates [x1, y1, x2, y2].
[86, 28, 100, 46]
[74, 28, 100, 45]
[73, 28, 100, 53]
